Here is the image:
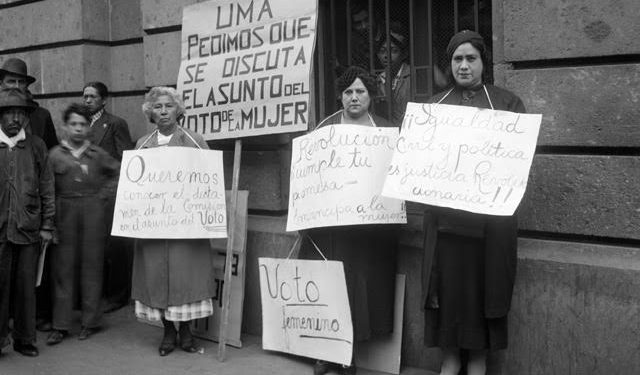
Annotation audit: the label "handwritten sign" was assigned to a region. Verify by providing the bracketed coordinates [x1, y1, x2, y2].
[286, 125, 406, 231]
[193, 191, 248, 348]
[112, 147, 227, 238]
[259, 258, 353, 366]
[382, 102, 542, 215]
[177, 0, 318, 140]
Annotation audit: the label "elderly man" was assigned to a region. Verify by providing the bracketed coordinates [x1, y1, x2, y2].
[0, 58, 58, 149]
[83, 81, 133, 312]
[0, 89, 55, 357]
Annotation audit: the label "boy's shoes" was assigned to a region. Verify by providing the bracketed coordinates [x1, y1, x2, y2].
[78, 326, 101, 340]
[46, 330, 68, 346]
[13, 342, 39, 357]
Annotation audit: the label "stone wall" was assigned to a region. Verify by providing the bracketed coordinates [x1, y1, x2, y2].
[1, 1, 638, 374]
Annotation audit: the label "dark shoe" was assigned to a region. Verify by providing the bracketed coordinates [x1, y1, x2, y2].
[159, 318, 177, 356]
[13, 342, 39, 357]
[158, 339, 176, 356]
[339, 364, 357, 375]
[78, 327, 101, 340]
[46, 330, 68, 346]
[178, 322, 199, 353]
[313, 360, 330, 375]
[36, 320, 52, 332]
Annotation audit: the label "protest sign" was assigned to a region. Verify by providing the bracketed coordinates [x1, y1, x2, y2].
[112, 147, 227, 238]
[193, 190, 249, 348]
[177, 0, 318, 140]
[382, 102, 542, 216]
[259, 258, 353, 366]
[286, 125, 407, 231]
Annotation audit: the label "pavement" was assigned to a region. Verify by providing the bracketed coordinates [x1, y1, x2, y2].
[0, 307, 435, 375]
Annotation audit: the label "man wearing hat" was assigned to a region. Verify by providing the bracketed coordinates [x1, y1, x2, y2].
[0, 88, 55, 357]
[0, 58, 58, 149]
[1, 57, 59, 333]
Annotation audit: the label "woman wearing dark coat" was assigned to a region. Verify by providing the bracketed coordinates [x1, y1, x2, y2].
[422, 30, 525, 375]
[299, 66, 398, 375]
[131, 86, 215, 357]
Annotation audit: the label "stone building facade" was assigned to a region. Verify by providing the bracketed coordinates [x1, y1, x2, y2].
[0, 0, 638, 373]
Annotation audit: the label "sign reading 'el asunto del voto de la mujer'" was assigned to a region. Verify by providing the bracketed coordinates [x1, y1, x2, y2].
[112, 148, 227, 239]
[177, 0, 317, 140]
[259, 258, 353, 366]
[287, 125, 407, 231]
[382, 103, 542, 216]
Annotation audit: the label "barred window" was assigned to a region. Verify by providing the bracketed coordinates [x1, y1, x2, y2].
[314, 0, 492, 125]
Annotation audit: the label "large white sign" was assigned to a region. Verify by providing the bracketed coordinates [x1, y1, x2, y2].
[259, 258, 353, 366]
[112, 148, 227, 238]
[287, 125, 406, 231]
[177, 0, 318, 140]
[382, 102, 542, 216]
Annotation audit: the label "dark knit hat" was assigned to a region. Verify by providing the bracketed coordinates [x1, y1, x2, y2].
[446, 30, 486, 61]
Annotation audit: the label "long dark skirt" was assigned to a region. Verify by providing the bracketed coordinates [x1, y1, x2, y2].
[299, 225, 397, 342]
[424, 233, 508, 350]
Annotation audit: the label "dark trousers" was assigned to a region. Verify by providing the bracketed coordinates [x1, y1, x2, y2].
[0, 241, 38, 344]
[51, 197, 105, 330]
[103, 197, 133, 307]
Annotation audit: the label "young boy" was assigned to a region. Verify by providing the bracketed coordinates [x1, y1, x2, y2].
[46, 103, 119, 345]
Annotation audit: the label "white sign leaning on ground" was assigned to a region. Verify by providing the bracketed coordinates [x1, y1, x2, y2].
[177, 0, 318, 140]
[259, 258, 354, 366]
[286, 124, 407, 231]
[112, 147, 227, 239]
[382, 102, 542, 216]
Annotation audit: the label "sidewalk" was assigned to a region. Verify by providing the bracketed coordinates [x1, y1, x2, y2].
[0, 307, 435, 375]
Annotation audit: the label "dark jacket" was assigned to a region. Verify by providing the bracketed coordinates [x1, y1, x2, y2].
[0, 135, 55, 244]
[48, 143, 120, 199]
[88, 111, 133, 162]
[422, 84, 525, 319]
[28, 102, 59, 150]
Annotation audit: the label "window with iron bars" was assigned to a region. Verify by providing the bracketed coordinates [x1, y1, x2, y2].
[312, 0, 492, 126]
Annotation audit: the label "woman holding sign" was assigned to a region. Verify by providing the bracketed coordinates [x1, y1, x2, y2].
[131, 87, 214, 357]
[422, 31, 525, 375]
[300, 66, 398, 375]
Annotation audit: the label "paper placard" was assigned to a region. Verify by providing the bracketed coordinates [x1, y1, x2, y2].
[286, 125, 406, 231]
[382, 102, 542, 216]
[259, 258, 353, 366]
[112, 147, 227, 238]
[177, 0, 318, 140]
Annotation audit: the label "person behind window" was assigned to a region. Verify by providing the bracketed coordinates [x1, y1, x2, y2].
[421, 30, 526, 375]
[375, 22, 411, 125]
[299, 66, 398, 375]
[132, 87, 215, 357]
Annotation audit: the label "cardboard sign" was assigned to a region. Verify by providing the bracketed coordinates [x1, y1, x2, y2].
[287, 125, 407, 231]
[177, 0, 318, 140]
[112, 147, 227, 238]
[193, 190, 249, 348]
[259, 258, 353, 366]
[382, 103, 542, 216]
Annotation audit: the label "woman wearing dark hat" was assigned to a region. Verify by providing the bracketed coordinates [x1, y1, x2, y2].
[299, 66, 398, 375]
[421, 30, 525, 375]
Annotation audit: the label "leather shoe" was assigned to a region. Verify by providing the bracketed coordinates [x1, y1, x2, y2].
[13, 342, 39, 357]
[78, 327, 101, 340]
[36, 320, 52, 332]
[313, 360, 330, 375]
[158, 338, 176, 356]
[46, 330, 68, 346]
